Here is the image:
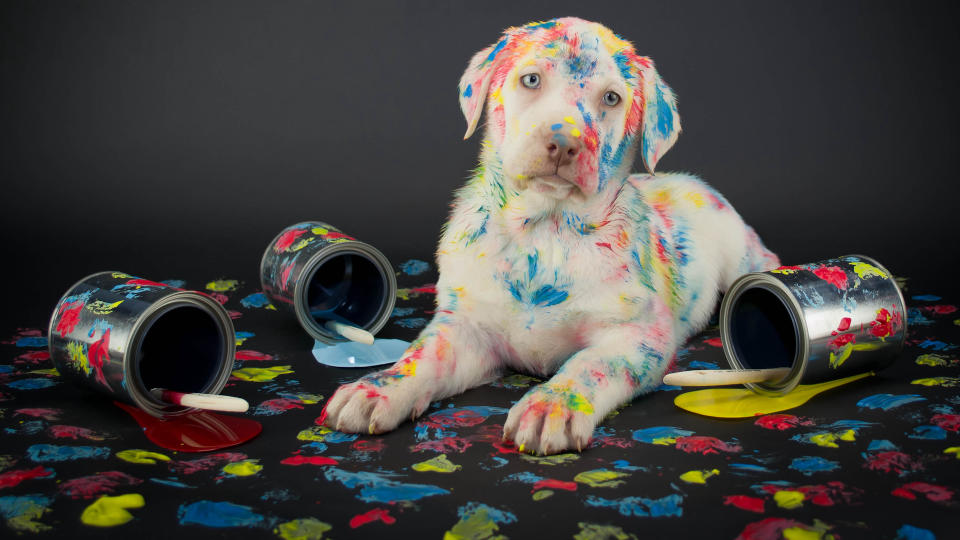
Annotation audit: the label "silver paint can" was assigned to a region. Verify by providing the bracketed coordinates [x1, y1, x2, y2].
[719, 255, 907, 396]
[48, 272, 237, 417]
[260, 221, 397, 344]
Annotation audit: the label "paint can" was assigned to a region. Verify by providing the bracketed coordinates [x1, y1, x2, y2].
[260, 221, 397, 344]
[48, 272, 236, 417]
[719, 255, 907, 396]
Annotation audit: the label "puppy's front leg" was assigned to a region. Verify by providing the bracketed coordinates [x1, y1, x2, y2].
[321, 318, 500, 434]
[503, 323, 676, 455]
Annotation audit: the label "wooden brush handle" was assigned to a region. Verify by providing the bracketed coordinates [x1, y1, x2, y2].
[662, 368, 790, 387]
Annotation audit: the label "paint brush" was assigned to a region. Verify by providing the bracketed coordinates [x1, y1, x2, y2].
[150, 388, 249, 413]
[662, 368, 791, 387]
[324, 320, 375, 345]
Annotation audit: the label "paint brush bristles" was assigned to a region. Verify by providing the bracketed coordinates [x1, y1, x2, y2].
[662, 368, 790, 387]
[324, 320, 375, 345]
[150, 388, 249, 413]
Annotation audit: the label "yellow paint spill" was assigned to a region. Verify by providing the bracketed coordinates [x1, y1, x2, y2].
[297, 425, 332, 442]
[774, 490, 805, 509]
[674, 372, 873, 418]
[570, 128, 581, 138]
[80, 494, 144, 527]
[115, 449, 170, 465]
[574, 469, 630, 488]
[563, 116, 576, 124]
[532, 490, 554, 501]
[86, 300, 124, 315]
[412, 454, 461, 473]
[232, 365, 294, 382]
[912, 376, 960, 387]
[205, 279, 239, 292]
[520, 453, 579, 466]
[274, 517, 332, 540]
[679, 468, 719, 484]
[850, 261, 888, 280]
[222, 459, 262, 476]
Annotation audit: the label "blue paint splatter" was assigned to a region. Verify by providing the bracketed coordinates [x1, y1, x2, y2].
[789, 456, 840, 476]
[462, 84, 473, 98]
[585, 494, 683, 517]
[530, 285, 568, 307]
[912, 295, 941, 302]
[503, 471, 543, 485]
[323, 468, 449, 503]
[687, 360, 718, 370]
[908, 425, 947, 440]
[150, 478, 194, 489]
[323, 432, 359, 444]
[399, 259, 430, 276]
[632, 426, 694, 444]
[394, 318, 428, 329]
[391, 307, 416, 317]
[15, 337, 47, 348]
[867, 439, 899, 452]
[896, 524, 936, 540]
[908, 308, 934, 326]
[8, 378, 57, 390]
[550, 123, 563, 131]
[260, 489, 299, 503]
[485, 37, 508, 64]
[729, 463, 774, 475]
[0, 494, 53, 522]
[918, 339, 957, 351]
[301, 442, 328, 453]
[240, 293, 271, 308]
[611, 460, 646, 472]
[161, 279, 186, 288]
[177, 500, 266, 528]
[5, 420, 46, 436]
[27, 444, 110, 462]
[0, 365, 15, 374]
[457, 502, 516, 527]
[857, 394, 926, 411]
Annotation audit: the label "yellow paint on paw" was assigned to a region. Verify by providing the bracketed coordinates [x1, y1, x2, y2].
[80, 494, 144, 527]
[679, 468, 719, 484]
[574, 469, 630, 488]
[850, 261, 888, 280]
[274, 517, 332, 540]
[205, 279, 239, 292]
[532, 489, 554, 501]
[232, 365, 293, 382]
[115, 449, 170, 465]
[222, 459, 262, 476]
[774, 490, 805, 509]
[412, 454, 461, 473]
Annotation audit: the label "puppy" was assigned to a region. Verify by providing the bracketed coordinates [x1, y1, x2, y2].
[321, 17, 779, 455]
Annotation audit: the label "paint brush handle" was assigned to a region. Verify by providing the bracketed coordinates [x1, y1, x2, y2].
[324, 320, 375, 345]
[662, 368, 791, 387]
[150, 388, 249, 413]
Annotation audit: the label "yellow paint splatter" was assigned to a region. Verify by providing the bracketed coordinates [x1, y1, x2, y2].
[944, 447, 960, 459]
[288, 393, 323, 405]
[80, 493, 145, 527]
[774, 490, 805, 509]
[3, 497, 51, 532]
[912, 377, 960, 387]
[311, 226, 329, 235]
[850, 261, 888, 280]
[115, 449, 170, 465]
[532, 490, 553, 501]
[563, 116, 576, 124]
[222, 459, 262, 476]
[490, 86, 503, 105]
[809, 430, 856, 448]
[444, 503, 511, 540]
[289, 238, 315, 252]
[66, 340, 91, 376]
[916, 354, 951, 366]
[684, 191, 706, 208]
[679, 468, 719, 484]
[29, 368, 59, 377]
[274, 517, 332, 540]
[232, 365, 293, 382]
[111, 272, 132, 279]
[520, 453, 579, 466]
[412, 454, 461, 473]
[297, 425, 332, 442]
[829, 343, 853, 368]
[574, 469, 630, 488]
[205, 279, 239, 292]
[570, 128, 581, 138]
[782, 527, 825, 540]
[86, 300, 124, 315]
[396, 359, 417, 378]
[575, 522, 637, 540]
[771, 267, 801, 275]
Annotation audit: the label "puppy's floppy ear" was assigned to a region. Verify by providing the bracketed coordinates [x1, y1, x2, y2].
[637, 59, 681, 174]
[459, 36, 510, 140]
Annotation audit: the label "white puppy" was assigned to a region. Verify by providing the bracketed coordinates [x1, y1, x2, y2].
[321, 17, 779, 455]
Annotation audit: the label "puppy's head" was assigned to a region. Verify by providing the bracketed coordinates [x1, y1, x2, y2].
[459, 17, 680, 199]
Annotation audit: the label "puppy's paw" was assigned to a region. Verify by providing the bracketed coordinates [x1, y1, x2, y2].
[320, 378, 430, 435]
[502, 383, 596, 455]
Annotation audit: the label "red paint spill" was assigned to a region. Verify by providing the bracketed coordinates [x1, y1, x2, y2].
[13, 408, 62, 421]
[352, 439, 386, 452]
[675, 436, 742, 454]
[58, 471, 142, 499]
[703, 337, 723, 348]
[0, 466, 54, 489]
[115, 401, 261, 453]
[280, 455, 338, 466]
[864, 451, 923, 474]
[533, 478, 577, 491]
[723, 495, 765, 513]
[931, 413, 960, 432]
[754, 414, 813, 431]
[349, 508, 396, 528]
[235, 350, 274, 361]
[891, 482, 953, 502]
[812, 265, 848, 289]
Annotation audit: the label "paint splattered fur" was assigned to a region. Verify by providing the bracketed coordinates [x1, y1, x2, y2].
[322, 17, 778, 454]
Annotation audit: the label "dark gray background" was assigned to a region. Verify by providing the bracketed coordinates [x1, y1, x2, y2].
[2, 0, 958, 328]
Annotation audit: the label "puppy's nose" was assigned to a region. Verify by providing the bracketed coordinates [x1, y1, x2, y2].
[546, 138, 580, 165]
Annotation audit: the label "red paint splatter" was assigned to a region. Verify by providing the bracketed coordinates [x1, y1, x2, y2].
[274, 228, 307, 253]
[864, 451, 923, 474]
[736, 518, 815, 540]
[532, 478, 577, 492]
[421, 408, 487, 429]
[87, 328, 111, 388]
[412, 438, 473, 454]
[723, 495, 765, 513]
[870, 308, 894, 339]
[0, 466, 54, 489]
[758, 481, 861, 506]
[280, 263, 295, 291]
[754, 414, 813, 431]
[835, 317, 852, 332]
[596, 242, 613, 251]
[280, 455, 338, 466]
[235, 350, 274, 361]
[16, 351, 50, 365]
[410, 284, 437, 295]
[55, 300, 85, 337]
[891, 482, 953, 503]
[171, 452, 248, 474]
[352, 439, 385, 452]
[321, 231, 356, 242]
[257, 398, 304, 413]
[703, 337, 723, 348]
[830, 332, 856, 348]
[775, 265, 806, 273]
[208, 292, 229, 305]
[47, 425, 110, 441]
[491, 440, 520, 454]
[13, 408, 62, 421]
[930, 413, 960, 432]
[349, 508, 396, 528]
[812, 266, 848, 289]
[923, 305, 958, 315]
[228, 310, 243, 319]
[675, 436, 742, 454]
[58, 471, 142, 499]
[125, 278, 173, 288]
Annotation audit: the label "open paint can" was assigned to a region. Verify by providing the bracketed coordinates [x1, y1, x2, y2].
[48, 272, 236, 417]
[719, 255, 907, 396]
[260, 221, 397, 344]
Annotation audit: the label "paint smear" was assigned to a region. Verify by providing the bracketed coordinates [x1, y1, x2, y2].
[674, 372, 872, 418]
[80, 493, 144, 527]
[412, 454, 461, 473]
[631, 426, 694, 445]
[585, 493, 683, 517]
[574, 469, 630, 488]
[177, 500, 266, 528]
[274, 518, 332, 539]
[773, 490, 805, 509]
[445, 502, 517, 539]
[0, 466, 54, 489]
[856, 393, 926, 411]
[724, 495, 765, 513]
[574, 522, 637, 540]
[26, 444, 110, 462]
[115, 450, 171, 465]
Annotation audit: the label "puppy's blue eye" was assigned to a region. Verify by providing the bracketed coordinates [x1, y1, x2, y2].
[603, 91, 621, 106]
[521, 73, 541, 89]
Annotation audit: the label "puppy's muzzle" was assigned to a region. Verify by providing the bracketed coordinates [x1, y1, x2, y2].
[546, 134, 580, 167]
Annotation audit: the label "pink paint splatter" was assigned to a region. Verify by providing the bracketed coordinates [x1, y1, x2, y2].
[58, 471, 142, 499]
[736, 518, 818, 540]
[352, 439, 385, 452]
[723, 495, 765, 513]
[891, 482, 953, 503]
[349, 508, 396, 528]
[754, 414, 813, 431]
[703, 337, 723, 348]
[675, 436, 741, 454]
[923, 305, 958, 315]
[172, 452, 247, 475]
[0, 466, 54, 489]
[235, 350, 274, 361]
[46, 425, 111, 441]
[864, 451, 923, 474]
[930, 413, 960, 432]
[208, 292, 229, 305]
[412, 438, 473, 454]
[280, 455, 338, 466]
[280, 263, 295, 291]
[257, 398, 304, 414]
[812, 266, 848, 289]
[14, 408, 62, 421]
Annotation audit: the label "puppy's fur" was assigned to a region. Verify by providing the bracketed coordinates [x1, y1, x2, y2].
[322, 17, 778, 454]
